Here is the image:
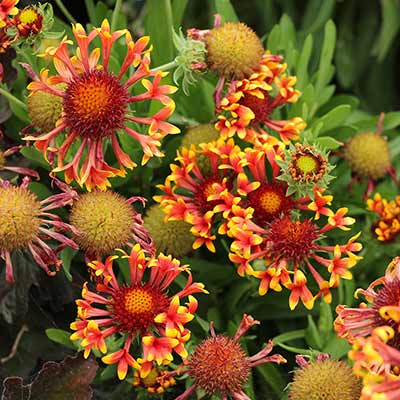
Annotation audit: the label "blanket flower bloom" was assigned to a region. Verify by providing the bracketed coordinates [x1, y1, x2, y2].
[70, 244, 207, 380]
[14, 5, 42, 37]
[0, 177, 78, 283]
[0, 0, 19, 28]
[349, 326, 400, 400]
[367, 193, 400, 242]
[288, 354, 362, 400]
[227, 182, 362, 309]
[335, 257, 400, 347]
[154, 138, 241, 252]
[215, 52, 306, 146]
[24, 19, 179, 191]
[171, 314, 286, 400]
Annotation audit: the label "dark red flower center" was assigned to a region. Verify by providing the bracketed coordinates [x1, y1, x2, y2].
[188, 335, 250, 395]
[63, 69, 129, 139]
[246, 183, 292, 226]
[194, 176, 223, 213]
[110, 284, 169, 334]
[239, 89, 273, 123]
[268, 216, 319, 264]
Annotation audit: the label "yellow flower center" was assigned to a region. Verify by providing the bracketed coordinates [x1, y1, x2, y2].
[19, 8, 38, 24]
[124, 288, 153, 314]
[295, 155, 318, 174]
[0, 186, 41, 252]
[141, 368, 159, 387]
[203, 181, 217, 199]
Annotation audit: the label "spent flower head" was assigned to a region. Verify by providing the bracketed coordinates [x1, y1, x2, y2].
[70, 243, 207, 380]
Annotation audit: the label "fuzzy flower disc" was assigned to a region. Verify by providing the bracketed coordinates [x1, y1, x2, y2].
[70, 191, 134, 256]
[289, 359, 362, 400]
[205, 22, 263, 79]
[344, 132, 390, 179]
[63, 70, 129, 140]
[0, 186, 41, 252]
[188, 335, 250, 395]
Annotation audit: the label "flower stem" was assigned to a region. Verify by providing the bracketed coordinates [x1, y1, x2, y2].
[85, 0, 97, 25]
[111, 0, 123, 31]
[0, 87, 28, 111]
[54, 0, 76, 24]
[151, 60, 178, 72]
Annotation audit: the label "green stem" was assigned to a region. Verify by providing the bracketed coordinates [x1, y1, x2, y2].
[150, 60, 178, 72]
[85, 0, 97, 25]
[54, 0, 76, 24]
[0, 88, 28, 111]
[111, 0, 123, 31]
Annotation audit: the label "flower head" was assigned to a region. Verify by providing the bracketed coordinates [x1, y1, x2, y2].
[215, 53, 305, 145]
[349, 326, 400, 400]
[14, 6, 42, 37]
[155, 138, 241, 252]
[335, 256, 400, 347]
[70, 244, 207, 380]
[70, 190, 154, 258]
[24, 20, 179, 191]
[133, 364, 176, 394]
[173, 314, 286, 399]
[144, 204, 194, 258]
[0, 177, 78, 283]
[0, 0, 19, 28]
[343, 113, 397, 198]
[288, 354, 362, 400]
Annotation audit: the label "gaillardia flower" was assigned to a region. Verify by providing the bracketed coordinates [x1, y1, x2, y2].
[349, 326, 400, 400]
[24, 20, 179, 191]
[155, 138, 241, 252]
[70, 243, 207, 380]
[288, 354, 362, 400]
[144, 205, 194, 258]
[367, 193, 400, 242]
[343, 113, 396, 198]
[14, 6, 42, 37]
[335, 256, 400, 346]
[227, 182, 362, 309]
[0, 144, 39, 179]
[172, 314, 286, 400]
[69, 190, 154, 258]
[215, 52, 306, 146]
[0, 177, 77, 283]
[133, 364, 176, 394]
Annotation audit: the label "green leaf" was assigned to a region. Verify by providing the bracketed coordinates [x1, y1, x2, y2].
[273, 329, 305, 343]
[322, 335, 351, 359]
[45, 329, 76, 350]
[316, 20, 336, 92]
[267, 25, 281, 53]
[59, 247, 77, 282]
[312, 104, 351, 133]
[296, 34, 312, 90]
[300, 0, 335, 37]
[214, 0, 239, 23]
[318, 302, 333, 344]
[314, 136, 343, 150]
[144, 0, 174, 66]
[20, 147, 50, 169]
[372, 0, 400, 61]
[305, 315, 323, 349]
[256, 363, 286, 396]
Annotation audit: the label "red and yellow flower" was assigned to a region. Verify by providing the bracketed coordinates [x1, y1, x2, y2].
[227, 186, 362, 310]
[367, 193, 400, 242]
[154, 138, 242, 252]
[0, 177, 78, 283]
[215, 52, 306, 146]
[335, 257, 400, 346]
[70, 243, 207, 380]
[0, 0, 19, 28]
[349, 326, 400, 400]
[14, 6, 43, 37]
[24, 20, 179, 191]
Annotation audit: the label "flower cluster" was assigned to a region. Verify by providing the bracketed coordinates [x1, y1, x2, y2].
[70, 243, 207, 380]
[349, 326, 400, 400]
[24, 20, 179, 191]
[367, 192, 400, 242]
